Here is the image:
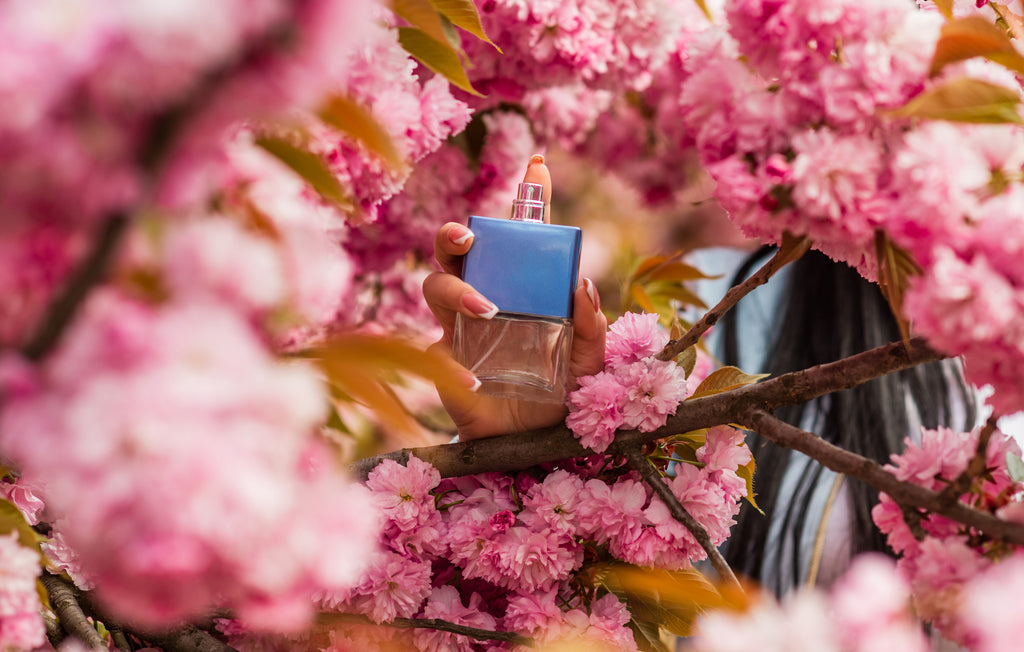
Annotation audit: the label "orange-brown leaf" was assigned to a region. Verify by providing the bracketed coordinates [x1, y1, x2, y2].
[687, 366, 769, 400]
[319, 95, 407, 172]
[930, 15, 1024, 76]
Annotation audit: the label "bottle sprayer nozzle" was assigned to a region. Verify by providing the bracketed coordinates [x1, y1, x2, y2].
[511, 182, 545, 222]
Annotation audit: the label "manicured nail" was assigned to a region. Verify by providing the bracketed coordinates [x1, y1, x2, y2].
[462, 292, 498, 319]
[584, 277, 600, 313]
[459, 370, 482, 392]
[449, 225, 474, 246]
[529, 154, 545, 165]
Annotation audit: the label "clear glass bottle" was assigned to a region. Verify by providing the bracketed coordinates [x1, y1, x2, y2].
[453, 182, 582, 403]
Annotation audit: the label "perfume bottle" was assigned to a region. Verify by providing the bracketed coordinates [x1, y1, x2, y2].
[453, 182, 582, 404]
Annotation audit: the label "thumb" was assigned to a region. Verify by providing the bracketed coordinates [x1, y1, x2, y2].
[569, 278, 607, 382]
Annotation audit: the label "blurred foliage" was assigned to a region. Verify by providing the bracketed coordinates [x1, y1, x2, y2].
[930, 14, 1024, 77]
[624, 252, 716, 329]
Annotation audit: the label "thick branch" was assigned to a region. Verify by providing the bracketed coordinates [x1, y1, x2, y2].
[656, 238, 809, 361]
[740, 409, 1024, 546]
[144, 625, 239, 652]
[623, 446, 741, 590]
[40, 573, 106, 650]
[353, 337, 943, 481]
[318, 612, 533, 646]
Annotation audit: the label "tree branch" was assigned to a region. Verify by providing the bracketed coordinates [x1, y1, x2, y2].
[656, 237, 810, 362]
[40, 573, 106, 650]
[20, 215, 129, 362]
[13, 10, 300, 366]
[317, 612, 534, 646]
[739, 408, 1024, 546]
[144, 625, 239, 652]
[623, 445, 741, 590]
[353, 337, 943, 481]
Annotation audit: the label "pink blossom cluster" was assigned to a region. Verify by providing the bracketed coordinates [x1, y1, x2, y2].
[691, 554, 929, 652]
[462, 0, 684, 104]
[959, 555, 1024, 652]
[0, 0, 375, 348]
[892, 123, 1024, 415]
[673, 0, 943, 276]
[324, 432, 748, 649]
[641, 0, 1024, 415]
[0, 533, 46, 651]
[0, 290, 380, 632]
[567, 312, 700, 453]
[871, 425, 1024, 645]
[550, 7, 714, 205]
[312, 13, 473, 229]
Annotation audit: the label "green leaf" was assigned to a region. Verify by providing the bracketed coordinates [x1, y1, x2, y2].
[429, 0, 501, 51]
[640, 261, 718, 284]
[886, 77, 1024, 124]
[647, 282, 709, 311]
[254, 134, 354, 211]
[398, 26, 483, 96]
[392, 0, 453, 48]
[676, 345, 697, 377]
[874, 231, 921, 343]
[0, 498, 43, 558]
[687, 366, 769, 400]
[667, 430, 708, 467]
[318, 94, 407, 172]
[1007, 451, 1024, 483]
[736, 457, 763, 514]
[930, 15, 1024, 77]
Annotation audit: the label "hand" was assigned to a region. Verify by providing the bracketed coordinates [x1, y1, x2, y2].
[422, 156, 607, 440]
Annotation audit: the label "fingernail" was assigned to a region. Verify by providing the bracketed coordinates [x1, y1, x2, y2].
[449, 225, 474, 246]
[529, 154, 545, 165]
[584, 277, 600, 313]
[462, 292, 498, 319]
[459, 370, 482, 392]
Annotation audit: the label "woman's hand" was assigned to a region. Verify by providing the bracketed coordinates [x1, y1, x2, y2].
[422, 156, 607, 440]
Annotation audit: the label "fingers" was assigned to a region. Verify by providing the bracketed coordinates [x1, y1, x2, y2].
[522, 154, 552, 223]
[570, 278, 608, 380]
[434, 154, 550, 274]
[422, 271, 498, 341]
[433, 222, 475, 277]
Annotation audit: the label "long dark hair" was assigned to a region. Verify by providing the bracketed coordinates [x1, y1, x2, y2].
[719, 246, 977, 595]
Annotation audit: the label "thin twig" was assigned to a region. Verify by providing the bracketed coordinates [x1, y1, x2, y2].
[40, 573, 106, 650]
[20, 215, 128, 362]
[740, 408, 1024, 546]
[622, 446, 742, 591]
[936, 414, 1000, 508]
[14, 10, 300, 366]
[656, 237, 810, 361]
[900, 504, 928, 542]
[317, 612, 534, 646]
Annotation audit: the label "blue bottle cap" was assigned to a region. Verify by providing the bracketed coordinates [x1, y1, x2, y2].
[462, 215, 581, 320]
